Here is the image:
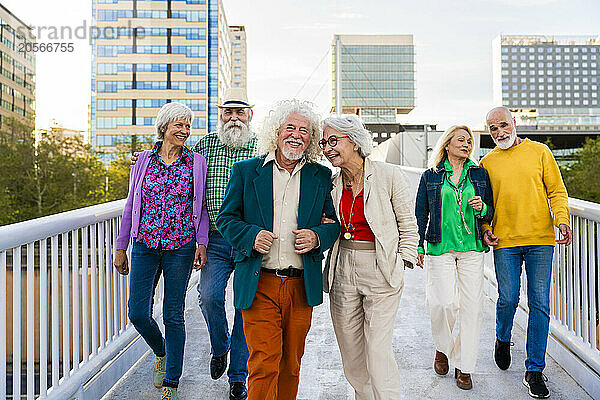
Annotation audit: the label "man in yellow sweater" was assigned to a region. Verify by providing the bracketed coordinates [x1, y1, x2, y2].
[480, 106, 572, 399]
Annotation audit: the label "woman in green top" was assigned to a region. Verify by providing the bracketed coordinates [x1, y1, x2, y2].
[415, 125, 494, 391]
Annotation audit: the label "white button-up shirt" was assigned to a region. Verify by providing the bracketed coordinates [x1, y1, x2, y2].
[261, 151, 305, 270]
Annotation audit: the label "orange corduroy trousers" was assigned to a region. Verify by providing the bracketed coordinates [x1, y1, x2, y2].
[242, 272, 313, 400]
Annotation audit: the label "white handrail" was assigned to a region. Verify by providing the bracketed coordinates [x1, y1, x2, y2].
[0, 200, 126, 253]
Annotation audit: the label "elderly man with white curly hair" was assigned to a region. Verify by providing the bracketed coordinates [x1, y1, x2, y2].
[216, 99, 340, 400]
[130, 88, 256, 400]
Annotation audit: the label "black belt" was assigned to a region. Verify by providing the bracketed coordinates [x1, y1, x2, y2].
[261, 267, 303, 278]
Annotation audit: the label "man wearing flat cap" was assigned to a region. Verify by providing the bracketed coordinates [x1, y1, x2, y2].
[192, 88, 256, 400]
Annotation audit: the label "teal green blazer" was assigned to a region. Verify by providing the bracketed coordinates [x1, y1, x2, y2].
[216, 156, 340, 309]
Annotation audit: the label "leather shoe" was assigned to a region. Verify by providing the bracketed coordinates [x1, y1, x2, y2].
[434, 351, 449, 375]
[210, 353, 227, 380]
[455, 368, 473, 390]
[229, 382, 248, 400]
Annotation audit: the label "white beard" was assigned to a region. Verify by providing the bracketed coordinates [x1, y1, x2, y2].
[217, 119, 253, 149]
[281, 138, 305, 161]
[492, 128, 517, 150]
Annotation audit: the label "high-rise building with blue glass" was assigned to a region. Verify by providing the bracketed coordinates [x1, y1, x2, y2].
[91, 0, 234, 159]
[332, 34, 415, 123]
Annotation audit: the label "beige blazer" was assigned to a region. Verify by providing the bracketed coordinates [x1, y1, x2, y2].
[323, 158, 419, 292]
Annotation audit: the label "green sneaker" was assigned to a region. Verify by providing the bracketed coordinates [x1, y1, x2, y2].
[153, 356, 166, 388]
[161, 387, 178, 400]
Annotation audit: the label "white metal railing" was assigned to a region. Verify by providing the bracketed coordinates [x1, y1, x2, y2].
[0, 199, 158, 400]
[400, 166, 600, 392]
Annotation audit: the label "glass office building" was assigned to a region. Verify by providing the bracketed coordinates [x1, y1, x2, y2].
[0, 4, 35, 128]
[493, 35, 600, 131]
[91, 0, 233, 159]
[332, 35, 415, 123]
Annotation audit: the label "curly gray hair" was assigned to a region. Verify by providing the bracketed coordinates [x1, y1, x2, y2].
[321, 114, 373, 157]
[154, 102, 194, 140]
[257, 99, 322, 163]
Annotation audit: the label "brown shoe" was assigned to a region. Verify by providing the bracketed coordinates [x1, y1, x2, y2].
[434, 351, 449, 375]
[454, 368, 473, 390]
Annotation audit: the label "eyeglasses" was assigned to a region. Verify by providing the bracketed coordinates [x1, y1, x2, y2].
[318, 135, 350, 149]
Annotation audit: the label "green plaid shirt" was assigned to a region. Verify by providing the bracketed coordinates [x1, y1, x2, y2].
[191, 132, 257, 232]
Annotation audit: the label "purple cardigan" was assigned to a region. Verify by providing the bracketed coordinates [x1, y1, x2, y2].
[116, 149, 210, 251]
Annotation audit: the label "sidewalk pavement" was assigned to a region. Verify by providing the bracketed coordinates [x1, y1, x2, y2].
[103, 267, 591, 400]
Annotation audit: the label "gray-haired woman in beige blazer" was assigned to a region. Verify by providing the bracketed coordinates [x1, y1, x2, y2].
[320, 114, 419, 400]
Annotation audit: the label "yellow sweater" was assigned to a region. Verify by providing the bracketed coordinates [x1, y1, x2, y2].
[479, 139, 570, 249]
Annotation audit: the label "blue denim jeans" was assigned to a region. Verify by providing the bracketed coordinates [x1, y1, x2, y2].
[494, 245, 554, 372]
[197, 232, 249, 383]
[128, 240, 195, 388]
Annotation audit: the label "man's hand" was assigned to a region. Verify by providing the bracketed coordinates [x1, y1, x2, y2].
[130, 151, 140, 166]
[483, 230, 499, 247]
[467, 195, 483, 212]
[320, 212, 335, 224]
[556, 224, 572, 246]
[193, 244, 207, 270]
[416, 253, 425, 269]
[253, 230, 278, 254]
[404, 260, 414, 270]
[292, 229, 318, 254]
[114, 249, 129, 275]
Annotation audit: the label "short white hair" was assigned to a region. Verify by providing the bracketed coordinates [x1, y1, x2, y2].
[321, 114, 373, 157]
[257, 99, 322, 162]
[154, 102, 194, 140]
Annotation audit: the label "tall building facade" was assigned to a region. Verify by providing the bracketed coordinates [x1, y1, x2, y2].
[229, 26, 246, 90]
[91, 0, 234, 159]
[332, 34, 415, 123]
[493, 35, 600, 131]
[0, 4, 35, 128]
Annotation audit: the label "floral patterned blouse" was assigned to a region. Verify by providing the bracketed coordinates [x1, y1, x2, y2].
[137, 142, 195, 250]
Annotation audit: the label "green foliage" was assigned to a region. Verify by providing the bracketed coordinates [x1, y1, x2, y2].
[0, 116, 107, 225]
[103, 135, 154, 201]
[561, 137, 600, 203]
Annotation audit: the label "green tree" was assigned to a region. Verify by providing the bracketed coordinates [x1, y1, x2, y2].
[103, 135, 154, 201]
[561, 137, 600, 203]
[0, 116, 107, 225]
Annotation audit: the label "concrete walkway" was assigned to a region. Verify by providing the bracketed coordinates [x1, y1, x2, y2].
[103, 267, 591, 400]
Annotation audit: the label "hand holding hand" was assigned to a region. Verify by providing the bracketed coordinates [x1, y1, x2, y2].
[114, 250, 129, 275]
[193, 244, 207, 270]
[556, 224, 572, 246]
[483, 230, 499, 247]
[416, 253, 424, 269]
[292, 229, 318, 254]
[253, 230, 278, 254]
[467, 195, 483, 212]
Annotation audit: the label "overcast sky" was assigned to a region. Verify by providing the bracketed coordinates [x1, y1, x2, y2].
[2, 0, 598, 132]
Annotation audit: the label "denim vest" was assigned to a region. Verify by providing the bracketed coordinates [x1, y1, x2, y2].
[415, 161, 494, 249]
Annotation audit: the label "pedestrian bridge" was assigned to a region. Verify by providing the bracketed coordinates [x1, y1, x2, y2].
[1, 166, 599, 399]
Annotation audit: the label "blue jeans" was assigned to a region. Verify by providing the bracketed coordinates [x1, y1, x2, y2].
[494, 245, 554, 372]
[128, 240, 195, 388]
[198, 232, 249, 383]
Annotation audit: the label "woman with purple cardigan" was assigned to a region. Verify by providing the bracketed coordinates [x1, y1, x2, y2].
[114, 102, 209, 400]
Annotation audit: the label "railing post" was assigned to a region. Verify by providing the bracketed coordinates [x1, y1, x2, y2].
[27, 242, 35, 400]
[40, 238, 48, 398]
[13, 246, 21, 400]
[0, 250, 6, 400]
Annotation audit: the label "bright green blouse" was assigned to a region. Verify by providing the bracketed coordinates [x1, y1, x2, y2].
[418, 159, 488, 256]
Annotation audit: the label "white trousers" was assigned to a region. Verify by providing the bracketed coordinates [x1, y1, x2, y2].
[329, 246, 402, 400]
[426, 250, 484, 373]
